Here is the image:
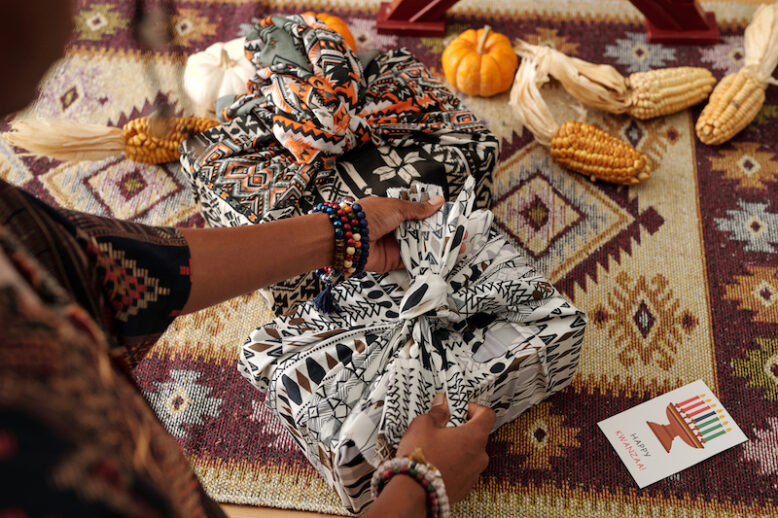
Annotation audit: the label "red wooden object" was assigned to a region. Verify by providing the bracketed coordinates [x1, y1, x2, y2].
[376, 0, 719, 44]
[629, 0, 720, 44]
[376, 0, 461, 37]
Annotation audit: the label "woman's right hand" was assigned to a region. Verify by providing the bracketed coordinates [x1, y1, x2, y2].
[395, 393, 496, 503]
[364, 394, 496, 518]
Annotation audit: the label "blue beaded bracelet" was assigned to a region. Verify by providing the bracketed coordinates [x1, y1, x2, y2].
[311, 199, 370, 312]
[313, 201, 347, 286]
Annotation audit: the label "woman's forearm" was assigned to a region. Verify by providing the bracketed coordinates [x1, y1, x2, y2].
[179, 212, 333, 314]
[178, 194, 444, 314]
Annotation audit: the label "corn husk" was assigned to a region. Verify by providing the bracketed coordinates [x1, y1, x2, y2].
[514, 40, 631, 115]
[4, 119, 125, 162]
[508, 55, 562, 146]
[515, 40, 714, 120]
[743, 2, 778, 87]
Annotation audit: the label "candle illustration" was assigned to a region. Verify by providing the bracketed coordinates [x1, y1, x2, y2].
[647, 394, 732, 453]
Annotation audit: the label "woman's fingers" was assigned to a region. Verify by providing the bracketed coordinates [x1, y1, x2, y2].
[427, 392, 450, 427]
[394, 397, 495, 504]
[460, 230, 469, 255]
[464, 402, 497, 449]
[397, 195, 444, 221]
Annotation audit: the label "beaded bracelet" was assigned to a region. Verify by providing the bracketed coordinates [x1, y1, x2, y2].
[311, 199, 370, 312]
[370, 448, 450, 518]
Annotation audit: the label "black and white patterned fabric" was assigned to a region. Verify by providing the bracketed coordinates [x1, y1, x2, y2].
[238, 177, 587, 513]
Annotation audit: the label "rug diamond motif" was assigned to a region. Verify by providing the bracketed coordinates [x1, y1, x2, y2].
[723, 265, 778, 322]
[733, 338, 778, 402]
[632, 299, 656, 339]
[623, 119, 644, 148]
[38, 157, 182, 220]
[738, 154, 761, 176]
[85, 161, 180, 219]
[60, 86, 80, 110]
[754, 280, 776, 308]
[492, 143, 633, 284]
[493, 172, 584, 258]
[593, 272, 698, 372]
[491, 401, 582, 472]
[710, 142, 778, 190]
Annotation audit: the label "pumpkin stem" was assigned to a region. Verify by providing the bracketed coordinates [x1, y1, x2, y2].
[218, 47, 237, 68]
[476, 25, 492, 54]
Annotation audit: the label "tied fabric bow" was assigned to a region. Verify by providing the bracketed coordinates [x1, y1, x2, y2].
[238, 177, 587, 514]
[222, 14, 373, 169]
[396, 187, 474, 322]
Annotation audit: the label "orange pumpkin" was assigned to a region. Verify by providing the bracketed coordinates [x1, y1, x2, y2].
[303, 11, 357, 51]
[442, 26, 518, 97]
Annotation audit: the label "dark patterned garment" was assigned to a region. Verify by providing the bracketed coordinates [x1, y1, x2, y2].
[180, 15, 498, 315]
[0, 179, 224, 517]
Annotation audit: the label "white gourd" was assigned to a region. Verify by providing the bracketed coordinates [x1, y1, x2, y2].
[183, 38, 255, 114]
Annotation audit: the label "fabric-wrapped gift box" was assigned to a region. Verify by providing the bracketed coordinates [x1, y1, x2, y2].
[179, 15, 498, 315]
[238, 177, 588, 513]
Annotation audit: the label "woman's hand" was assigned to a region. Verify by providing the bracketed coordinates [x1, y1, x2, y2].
[358, 194, 444, 273]
[396, 393, 495, 503]
[364, 394, 496, 518]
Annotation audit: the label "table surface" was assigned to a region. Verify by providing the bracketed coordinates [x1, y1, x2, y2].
[222, 504, 339, 518]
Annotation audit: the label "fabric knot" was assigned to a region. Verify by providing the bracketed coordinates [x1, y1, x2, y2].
[399, 271, 450, 320]
[221, 14, 371, 165]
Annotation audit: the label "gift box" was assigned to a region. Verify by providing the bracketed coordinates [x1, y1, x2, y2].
[179, 15, 498, 315]
[238, 177, 587, 513]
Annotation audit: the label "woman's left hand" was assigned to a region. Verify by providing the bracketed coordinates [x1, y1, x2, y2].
[357, 194, 444, 273]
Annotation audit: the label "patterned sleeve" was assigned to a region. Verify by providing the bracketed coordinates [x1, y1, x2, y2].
[0, 228, 222, 518]
[0, 180, 191, 366]
[58, 208, 193, 365]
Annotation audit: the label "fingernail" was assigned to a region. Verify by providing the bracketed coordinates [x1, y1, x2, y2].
[428, 195, 444, 205]
[432, 392, 446, 407]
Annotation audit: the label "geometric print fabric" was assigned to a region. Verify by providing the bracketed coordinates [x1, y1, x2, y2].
[239, 178, 586, 512]
[179, 15, 498, 314]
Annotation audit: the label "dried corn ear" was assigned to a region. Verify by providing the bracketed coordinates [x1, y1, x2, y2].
[695, 71, 766, 145]
[550, 121, 651, 185]
[510, 46, 652, 186]
[123, 116, 220, 164]
[627, 67, 715, 120]
[514, 40, 714, 119]
[695, 3, 778, 145]
[4, 116, 220, 164]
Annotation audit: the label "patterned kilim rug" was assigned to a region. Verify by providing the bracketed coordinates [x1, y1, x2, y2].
[2, 0, 777, 516]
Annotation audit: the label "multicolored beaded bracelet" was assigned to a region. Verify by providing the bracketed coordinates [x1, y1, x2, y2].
[311, 199, 370, 312]
[370, 448, 450, 518]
